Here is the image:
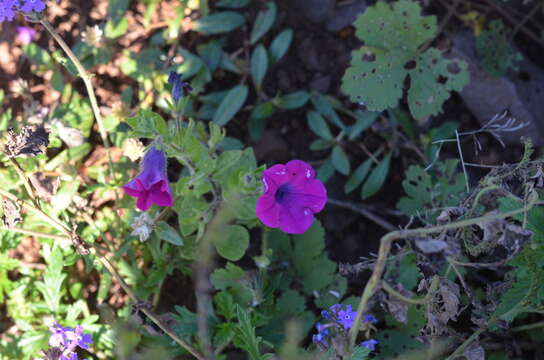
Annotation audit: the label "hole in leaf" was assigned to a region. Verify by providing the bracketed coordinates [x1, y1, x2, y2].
[447, 62, 461, 74]
[402, 11, 408, 16]
[437, 75, 448, 84]
[404, 60, 417, 70]
[362, 53, 376, 62]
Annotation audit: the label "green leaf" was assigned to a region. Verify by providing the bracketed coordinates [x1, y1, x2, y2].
[216, 0, 250, 8]
[331, 146, 350, 175]
[250, 45, 268, 90]
[476, 19, 522, 77]
[311, 93, 345, 130]
[192, 12, 246, 34]
[155, 221, 183, 246]
[351, 346, 371, 360]
[250, 2, 277, 44]
[317, 157, 335, 183]
[213, 85, 248, 126]
[275, 91, 309, 110]
[35, 246, 65, 313]
[347, 111, 378, 140]
[210, 262, 246, 290]
[214, 225, 250, 261]
[309, 139, 333, 151]
[407, 48, 470, 119]
[341, 0, 469, 119]
[361, 152, 392, 199]
[234, 306, 268, 360]
[249, 101, 275, 141]
[344, 158, 373, 194]
[105, 18, 128, 39]
[269, 29, 293, 64]
[214, 291, 236, 321]
[306, 111, 333, 139]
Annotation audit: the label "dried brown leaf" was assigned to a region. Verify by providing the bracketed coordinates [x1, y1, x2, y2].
[2, 199, 21, 229]
[29, 172, 60, 201]
[5, 126, 49, 158]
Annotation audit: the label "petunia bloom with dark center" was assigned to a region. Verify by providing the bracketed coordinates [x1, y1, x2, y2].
[122, 145, 173, 211]
[256, 160, 327, 234]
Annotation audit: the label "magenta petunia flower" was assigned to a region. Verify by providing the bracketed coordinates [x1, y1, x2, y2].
[16, 26, 36, 44]
[122, 145, 173, 211]
[256, 160, 327, 234]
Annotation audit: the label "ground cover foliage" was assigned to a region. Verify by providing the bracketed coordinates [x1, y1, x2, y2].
[0, 0, 544, 359]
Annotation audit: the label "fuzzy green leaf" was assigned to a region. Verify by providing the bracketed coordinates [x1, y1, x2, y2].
[214, 225, 250, 261]
[192, 12, 245, 34]
[213, 85, 248, 126]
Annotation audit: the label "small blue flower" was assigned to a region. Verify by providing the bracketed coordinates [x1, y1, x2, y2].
[168, 71, 192, 102]
[337, 304, 356, 330]
[360, 339, 378, 351]
[363, 314, 378, 324]
[321, 310, 332, 321]
[312, 323, 330, 349]
[20, 0, 45, 13]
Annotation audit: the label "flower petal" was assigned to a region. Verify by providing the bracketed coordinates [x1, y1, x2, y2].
[150, 181, 173, 206]
[287, 179, 327, 213]
[285, 160, 316, 186]
[136, 190, 153, 211]
[256, 194, 281, 228]
[261, 164, 290, 193]
[278, 204, 314, 234]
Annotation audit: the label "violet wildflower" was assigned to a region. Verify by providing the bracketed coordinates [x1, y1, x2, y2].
[16, 26, 36, 44]
[168, 71, 192, 102]
[312, 323, 330, 350]
[123, 145, 173, 211]
[256, 160, 327, 234]
[48, 323, 92, 360]
[360, 339, 378, 351]
[337, 304, 357, 329]
[363, 314, 378, 324]
[0, 0, 18, 22]
[20, 0, 45, 13]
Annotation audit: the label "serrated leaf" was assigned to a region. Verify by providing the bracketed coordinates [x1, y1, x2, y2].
[407, 48, 469, 119]
[214, 225, 249, 261]
[476, 19, 522, 77]
[192, 12, 245, 34]
[361, 152, 391, 199]
[306, 111, 333, 139]
[269, 29, 293, 64]
[331, 146, 350, 175]
[275, 91, 309, 110]
[342, 0, 468, 119]
[214, 291, 236, 321]
[250, 45, 268, 90]
[155, 221, 183, 246]
[344, 158, 373, 194]
[213, 85, 248, 126]
[250, 2, 277, 44]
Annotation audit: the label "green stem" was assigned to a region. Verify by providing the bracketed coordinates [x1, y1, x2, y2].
[39, 18, 113, 175]
[382, 276, 439, 305]
[348, 196, 538, 348]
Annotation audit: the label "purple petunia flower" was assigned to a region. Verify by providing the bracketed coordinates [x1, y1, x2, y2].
[16, 26, 36, 44]
[20, 0, 45, 13]
[256, 160, 327, 234]
[337, 304, 356, 329]
[360, 339, 378, 351]
[123, 145, 173, 211]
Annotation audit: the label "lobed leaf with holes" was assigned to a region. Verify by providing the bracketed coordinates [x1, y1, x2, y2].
[341, 0, 469, 120]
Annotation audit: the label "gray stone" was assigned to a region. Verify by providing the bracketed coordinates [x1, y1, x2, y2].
[290, 0, 335, 23]
[326, 0, 368, 32]
[451, 31, 544, 146]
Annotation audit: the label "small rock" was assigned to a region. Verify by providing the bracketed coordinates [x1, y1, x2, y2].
[290, 0, 335, 23]
[327, 0, 368, 32]
[310, 73, 331, 93]
[253, 130, 289, 162]
[451, 31, 544, 146]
